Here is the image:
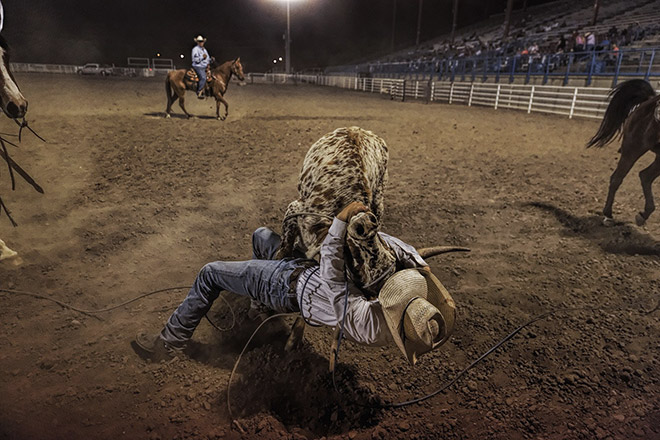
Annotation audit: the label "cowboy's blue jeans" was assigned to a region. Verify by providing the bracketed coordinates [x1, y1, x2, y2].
[193, 66, 207, 93]
[160, 227, 301, 347]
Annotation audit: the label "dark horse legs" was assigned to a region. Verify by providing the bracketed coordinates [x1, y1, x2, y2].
[602, 137, 645, 225]
[636, 151, 660, 226]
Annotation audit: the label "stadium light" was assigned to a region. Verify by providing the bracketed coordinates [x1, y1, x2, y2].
[278, 56, 283, 61]
[274, 0, 304, 74]
[180, 54, 184, 59]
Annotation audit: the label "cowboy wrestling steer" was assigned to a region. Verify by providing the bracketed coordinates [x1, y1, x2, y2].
[276, 127, 392, 290]
[276, 126, 468, 294]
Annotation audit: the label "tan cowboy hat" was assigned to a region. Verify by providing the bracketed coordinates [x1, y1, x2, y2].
[379, 269, 455, 365]
[194, 35, 207, 43]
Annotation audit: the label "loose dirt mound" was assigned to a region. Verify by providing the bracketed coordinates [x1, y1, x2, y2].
[0, 74, 658, 439]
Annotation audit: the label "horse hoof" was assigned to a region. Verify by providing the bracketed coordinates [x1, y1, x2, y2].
[635, 212, 647, 226]
[602, 216, 615, 227]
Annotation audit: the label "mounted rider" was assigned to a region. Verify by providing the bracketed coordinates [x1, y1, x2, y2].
[191, 35, 211, 99]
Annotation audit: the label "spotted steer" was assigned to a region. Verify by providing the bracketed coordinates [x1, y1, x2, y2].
[276, 127, 393, 290]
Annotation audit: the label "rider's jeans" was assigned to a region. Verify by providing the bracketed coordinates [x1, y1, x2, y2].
[193, 66, 206, 93]
[160, 227, 301, 348]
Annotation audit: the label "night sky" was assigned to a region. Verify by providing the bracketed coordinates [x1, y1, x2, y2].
[6, 0, 555, 72]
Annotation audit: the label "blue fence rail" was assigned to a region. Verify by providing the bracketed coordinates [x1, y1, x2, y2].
[329, 47, 659, 86]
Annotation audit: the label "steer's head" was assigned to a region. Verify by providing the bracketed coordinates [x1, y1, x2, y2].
[345, 211, 397, 298]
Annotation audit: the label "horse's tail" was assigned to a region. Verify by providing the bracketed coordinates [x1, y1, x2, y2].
[586, 79, 656, 148]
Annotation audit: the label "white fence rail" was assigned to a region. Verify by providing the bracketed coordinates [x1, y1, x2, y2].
[10, 63, 80, 74]
[11, 62, 156, 77]
[250, 73, 615, 120]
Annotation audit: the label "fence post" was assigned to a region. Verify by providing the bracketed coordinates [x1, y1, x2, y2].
[483, 57, 489, 82]
[637, 50, 645, 74]
[527, 85, 535, 113]
[449, 82, 455, 104]
[402, 79, 406, 102]
[543, 56, 550, 85]
[586, 51, 596, 87]
[415, 80, 419, 99]
[645, 49, 656, 82]
[510, 57, 517, 84]
[525, 57, 532, 85]
[429, 81, 435, 102]
[569, 87, 578, 119]
[468, 83, 474, 106]
[612, 52, 623, 87]
[564, 54, 573, 86]
[495, 84, 501, 110]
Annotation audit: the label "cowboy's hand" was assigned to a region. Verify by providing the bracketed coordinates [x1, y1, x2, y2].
[203, 54, 207, 59]
[337, 202, 368, 222]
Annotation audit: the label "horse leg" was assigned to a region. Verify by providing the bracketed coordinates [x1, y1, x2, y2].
[165, 91, 175, 118]
[215, 96, 229, 120]
[602, 138, 644, 226]
[178, 94, 192, 119]
[635, 152, 660, 226]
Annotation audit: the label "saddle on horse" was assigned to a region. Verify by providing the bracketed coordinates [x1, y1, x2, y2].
[184, 67, 214, 95]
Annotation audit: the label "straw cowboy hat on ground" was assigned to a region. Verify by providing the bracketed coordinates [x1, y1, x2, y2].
[194, 35, 207, 43]
[379, 268, 456, 365]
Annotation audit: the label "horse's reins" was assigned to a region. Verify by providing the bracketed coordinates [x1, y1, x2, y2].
[0, 118, 46, 226]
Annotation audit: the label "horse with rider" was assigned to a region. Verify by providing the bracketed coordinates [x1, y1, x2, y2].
[165, 35, 245, 120]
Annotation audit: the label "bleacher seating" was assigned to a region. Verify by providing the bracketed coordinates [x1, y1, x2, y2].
[326, 0, 660, 84]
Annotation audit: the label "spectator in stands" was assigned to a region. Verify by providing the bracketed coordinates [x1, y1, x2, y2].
[585, 32, 596, 51]
[607, 26, 619, 41]
[529, 43, 539, 55]
[598, 38, 610, 51]
[556, 35, 567, 53]
[574, 32, 585, 52]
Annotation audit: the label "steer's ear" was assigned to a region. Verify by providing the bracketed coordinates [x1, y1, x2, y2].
[417, 246, 471, 259]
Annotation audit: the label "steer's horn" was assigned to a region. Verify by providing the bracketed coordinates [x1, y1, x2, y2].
[417, 246, 471, 259]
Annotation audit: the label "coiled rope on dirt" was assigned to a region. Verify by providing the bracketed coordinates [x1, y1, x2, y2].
[0, 287, 237, 331]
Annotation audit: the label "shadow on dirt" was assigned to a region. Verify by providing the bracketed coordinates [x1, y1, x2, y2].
[143, 112, 218, 120]
[524, 201, 660, 256]
[193, 302, 382, 437]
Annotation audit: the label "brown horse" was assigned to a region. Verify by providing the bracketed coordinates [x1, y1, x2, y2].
[587, 79, 660, 227]
[165, 58, 245, 120]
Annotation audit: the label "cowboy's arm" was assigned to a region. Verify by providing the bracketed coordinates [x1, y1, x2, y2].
[318, 218, 392, 346]
[319, 202, 368, 286]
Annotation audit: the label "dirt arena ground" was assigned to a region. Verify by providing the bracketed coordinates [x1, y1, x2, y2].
[0, 73, 658, 440]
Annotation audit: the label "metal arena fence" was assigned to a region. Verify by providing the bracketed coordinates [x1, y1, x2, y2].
[249, 73, 619, 120]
